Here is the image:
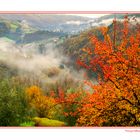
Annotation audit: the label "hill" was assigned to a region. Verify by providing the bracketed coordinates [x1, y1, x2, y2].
[0, 14, 92, 34]
[59, 16, 139, 68]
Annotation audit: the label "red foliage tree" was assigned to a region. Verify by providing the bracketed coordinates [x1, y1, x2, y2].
[76, 17, 140, 126]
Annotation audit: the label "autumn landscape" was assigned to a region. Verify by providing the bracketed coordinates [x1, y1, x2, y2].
[0, 14, 139, 126]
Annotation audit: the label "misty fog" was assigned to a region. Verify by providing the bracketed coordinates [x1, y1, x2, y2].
[0, 37, 87, 88]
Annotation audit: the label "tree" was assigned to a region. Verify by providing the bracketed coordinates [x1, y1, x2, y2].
[0, 79, 34, 126]
[77, 16, 140, 126]
[26, 85, 57, 118]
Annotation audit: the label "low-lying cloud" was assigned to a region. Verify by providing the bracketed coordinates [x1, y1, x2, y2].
[0, 37, 86, 88]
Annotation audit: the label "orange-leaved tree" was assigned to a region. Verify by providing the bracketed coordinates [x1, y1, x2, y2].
[76, 16, 140, 126]
[26, 85, 56, 118]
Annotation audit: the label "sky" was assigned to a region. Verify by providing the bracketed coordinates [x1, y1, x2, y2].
[77, 14, 108, 18]
[69, 14, 108, 18]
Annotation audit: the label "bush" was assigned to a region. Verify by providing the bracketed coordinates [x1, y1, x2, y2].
[33, 117, 66, 127]
[20, 121, 35, 127]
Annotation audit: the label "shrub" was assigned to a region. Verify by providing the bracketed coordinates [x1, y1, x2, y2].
[20, 121, 35, 127]
[33, 117, 66, 127]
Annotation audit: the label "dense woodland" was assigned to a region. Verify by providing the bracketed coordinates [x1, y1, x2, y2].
[0, 15, 140, 126]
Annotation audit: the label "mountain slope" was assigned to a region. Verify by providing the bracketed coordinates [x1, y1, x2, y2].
[0, 14, 92, 33]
